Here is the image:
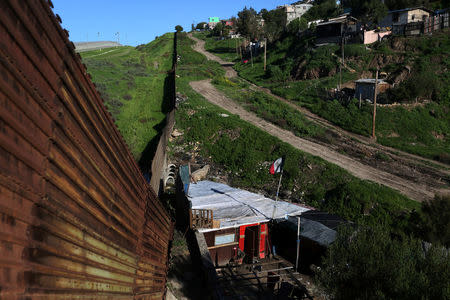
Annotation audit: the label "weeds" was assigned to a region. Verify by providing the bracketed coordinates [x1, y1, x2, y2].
[82, 33, 175, 159]
[173, 32, 420, 233]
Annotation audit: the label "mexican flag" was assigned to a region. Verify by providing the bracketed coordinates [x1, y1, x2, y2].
[270, 157, 284, 175]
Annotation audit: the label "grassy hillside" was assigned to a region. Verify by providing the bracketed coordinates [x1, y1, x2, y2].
[81, 33, 174, 159]
[203, 31, 450, 163]
[193, 31, 243, 62]
[173, 32, 419, 234]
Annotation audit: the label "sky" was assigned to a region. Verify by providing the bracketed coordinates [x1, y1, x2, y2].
[52, 0, 292, 46]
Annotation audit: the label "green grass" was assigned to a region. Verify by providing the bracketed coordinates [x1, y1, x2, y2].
[193, 31, 243, 62]
[173, 32, 420, 234]
[227, 31, 450, 162]
[212, 77, 325, 138]
[81, 33, 174, 159]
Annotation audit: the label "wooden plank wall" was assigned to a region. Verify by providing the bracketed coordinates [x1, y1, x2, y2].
[0, 0, 173, 298]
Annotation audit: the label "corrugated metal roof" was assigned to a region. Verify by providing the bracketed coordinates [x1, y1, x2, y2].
[355, 78, 388, 84]
[188, 181, 310, 231]
[277, 216, 338, 247]
[317, 15, 357, 26]
[388, 7, 434, 14]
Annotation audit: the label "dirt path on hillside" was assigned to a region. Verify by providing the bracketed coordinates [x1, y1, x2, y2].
[189, 34, 238, 78]
[191, 79, 440, 201]
[187, 34, 450, 202]
[188, 34, 449, 171]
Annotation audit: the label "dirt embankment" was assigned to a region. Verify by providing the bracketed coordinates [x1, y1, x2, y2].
[187, 34, 450, 202]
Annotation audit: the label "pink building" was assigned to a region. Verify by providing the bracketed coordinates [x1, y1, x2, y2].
[363, 30, 392, 44]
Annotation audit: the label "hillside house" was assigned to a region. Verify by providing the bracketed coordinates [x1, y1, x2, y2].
[182, 180, 310, 266]
[221, 19, 234, 27]
[208, 17, 220, 29]
[315, 15, 359, 44]
[379, 7, 433, 35]
[278, 3, 313, 24]
[362, 30, 392, 44]
[355, 79, 390, 102]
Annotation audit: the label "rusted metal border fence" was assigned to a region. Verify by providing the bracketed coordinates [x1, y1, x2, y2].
[149, 32, 178, 194]
[0, 0, 173, 298]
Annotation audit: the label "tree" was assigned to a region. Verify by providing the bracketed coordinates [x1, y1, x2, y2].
[196, 22, 207, 30]
[342, 0, 388, 23]
[384, 0, 432, 10]
[175, 25, 183, 32]
[318, 225, 450, 300]
[303, 0, 341, 21]
[417, 195, 450, 247]
[237, 7, 261, 39]
[212, 22, 224, 37]
[287, 17, 308, 34]
[384, 0, 450, 10]
[223, 25, 232, 37]
[261, 8, 287, 42]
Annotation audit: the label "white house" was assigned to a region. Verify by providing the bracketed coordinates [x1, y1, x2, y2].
[278, 3, 313, 24]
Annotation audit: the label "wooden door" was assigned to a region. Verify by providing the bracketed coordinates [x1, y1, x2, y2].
[244, 226, 259, 263]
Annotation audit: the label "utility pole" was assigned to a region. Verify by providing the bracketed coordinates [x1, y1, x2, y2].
[264, 38, 267, 71]
[250, 40, 253, 67]
[339, 34, 344, 90]
[97, 32, 101, 51]
[295, 216, 300, 272]
[271, 169, 284, 220]
[239, 40, 242, 60]
[372, 70, 379, 140]
[342, 32, 345, 67]
[115, 32, 120, 45]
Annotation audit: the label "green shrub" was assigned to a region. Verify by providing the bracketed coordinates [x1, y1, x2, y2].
[342, 44, 367, 57]
[174, 28, 421, 239]
[319, 225, 450, 300]
[265, 65, 287, 82]
[211, 76, 236, 87]
[82, 34, 175, 158]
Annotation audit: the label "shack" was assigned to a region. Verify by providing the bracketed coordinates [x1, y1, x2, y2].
[355, 78, 390, 102]
[184, 181, 310, 266]
[315, 15, 359, 44]
[208, 17, 220, 29]
[379, 7, 433, 35]
[271, 211, 345, 270]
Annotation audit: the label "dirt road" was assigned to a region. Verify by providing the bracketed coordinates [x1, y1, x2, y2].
[187, 34, 450, 202]
[190, 34, 238, 78]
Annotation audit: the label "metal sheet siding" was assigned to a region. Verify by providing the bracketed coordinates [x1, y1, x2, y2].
[0, 0, 173, 298]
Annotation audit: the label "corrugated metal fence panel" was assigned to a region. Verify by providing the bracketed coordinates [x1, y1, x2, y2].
[0, 0, 173, 298]
[149, 32, 177, 195]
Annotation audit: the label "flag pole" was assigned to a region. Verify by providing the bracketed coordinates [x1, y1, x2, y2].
[275, 170, 283, 202]
[295, 216, 300, 272]
[272, 169, 283, 219]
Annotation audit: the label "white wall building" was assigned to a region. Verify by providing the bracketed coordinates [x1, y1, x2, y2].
[278, 3, 313, 24]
